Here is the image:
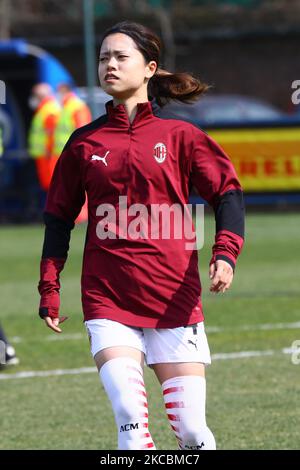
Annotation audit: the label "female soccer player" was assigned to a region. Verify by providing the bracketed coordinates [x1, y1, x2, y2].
[38, 21, 245, 450]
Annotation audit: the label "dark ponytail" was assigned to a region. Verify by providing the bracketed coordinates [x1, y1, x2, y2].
[149, 68, 209, 107]
[100, 21, 209, 107]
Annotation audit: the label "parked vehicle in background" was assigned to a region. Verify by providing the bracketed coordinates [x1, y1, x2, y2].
[77, 87, 110, 118]
[160, 94, 300, 204]
[78, 89, 288, 126]
[77, 89, 300, 204]
[159, 94, 286, 125]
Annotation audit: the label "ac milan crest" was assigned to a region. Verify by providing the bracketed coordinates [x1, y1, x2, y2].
[153, 142, 167, 163]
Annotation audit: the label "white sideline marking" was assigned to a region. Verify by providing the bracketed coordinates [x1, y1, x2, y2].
[212, 350, 274, 360]
[10, 333, 87, 343]
[206, 321, 300, 333]
[0, 348, 298, 381]
[9, 321, 300, 345]
[11, 336, 22, 343]
[47, 333, 85, 341]
[0, 367, 96, 380]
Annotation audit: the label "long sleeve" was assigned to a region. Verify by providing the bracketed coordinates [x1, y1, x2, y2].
[189, 130, 245, 270]
[38, 138, 85, 319]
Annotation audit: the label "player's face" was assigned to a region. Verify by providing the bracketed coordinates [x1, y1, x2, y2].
[99, 33, 156, 99]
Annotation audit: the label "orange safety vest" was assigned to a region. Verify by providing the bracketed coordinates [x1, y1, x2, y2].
[54, 93, 91, 156]
[28, 97, 61, 158]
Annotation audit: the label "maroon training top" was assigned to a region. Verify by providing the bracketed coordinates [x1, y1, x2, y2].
[38, 99, 244, 328]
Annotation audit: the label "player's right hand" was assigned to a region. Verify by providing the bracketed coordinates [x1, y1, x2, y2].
[44, 315, 68, 333]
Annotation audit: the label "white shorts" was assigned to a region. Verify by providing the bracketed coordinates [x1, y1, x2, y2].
[85, 319, 211, 366]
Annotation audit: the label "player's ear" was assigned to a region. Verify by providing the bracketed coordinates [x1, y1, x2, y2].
[145, 61, 157, 79]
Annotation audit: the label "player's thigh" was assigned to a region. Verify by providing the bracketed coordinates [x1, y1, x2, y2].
[94, 346, 145, 371]
[144, 322, 211, 383]
[152, 362, 205, 385]
[85, 319, 146, 371]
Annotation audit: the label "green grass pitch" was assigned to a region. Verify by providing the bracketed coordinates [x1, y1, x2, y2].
[0, 212, 299, 449]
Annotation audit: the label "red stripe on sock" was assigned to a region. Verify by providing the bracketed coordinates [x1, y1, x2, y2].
[129, 378, 145, 387]
[141, 422, 149, 428]
[140, 413, 149, 419]
[171, 424, 179, 433]
[167, 413, 181, 422]
[141, 432, 151, 439]
[138, 400, 148, 409]
[163, 386, 184, 395]
[135, 389, 147, 397]
[165, 401, 185, 409]
[127, 365, 143, 377]
[141, 442, 155, 449]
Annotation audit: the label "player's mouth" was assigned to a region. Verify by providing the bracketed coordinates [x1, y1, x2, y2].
[105, 74, 119, 82]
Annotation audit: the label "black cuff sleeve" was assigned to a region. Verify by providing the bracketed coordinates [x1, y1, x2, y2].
[42, 212, 74, 259]
[39, 307, 50, 319]
[215, 189, 245, 238]
[215, 254, 235, 271]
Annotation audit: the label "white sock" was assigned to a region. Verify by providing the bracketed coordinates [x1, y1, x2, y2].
[162, 375, 216, 450]
[100, 357, 156, 450]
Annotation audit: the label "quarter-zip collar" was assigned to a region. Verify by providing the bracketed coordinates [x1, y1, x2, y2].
[105, 98, 160, 128]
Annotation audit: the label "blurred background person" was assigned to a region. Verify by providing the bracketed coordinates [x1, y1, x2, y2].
[0, 322, 19, 368]
[54, 82, 92, 155]
[55, 83, 92, 223]
[28, 83, 61, 209]
[0, 138, 19, 359]
[0, 119, 18, 369]
[0, 127, 19, 369]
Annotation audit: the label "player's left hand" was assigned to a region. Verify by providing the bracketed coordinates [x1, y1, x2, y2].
[209, 259, 234, 293]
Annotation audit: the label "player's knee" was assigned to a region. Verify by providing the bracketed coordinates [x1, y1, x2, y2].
[180, 423, 205, 445]
[114, 393, 143, 423]
[180, 425, 216, 450]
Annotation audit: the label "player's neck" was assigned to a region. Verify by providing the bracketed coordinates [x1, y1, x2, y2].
[113, 92, 149, 124]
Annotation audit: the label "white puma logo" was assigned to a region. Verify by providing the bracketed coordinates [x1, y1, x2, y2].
[91, 151, 110, 166]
